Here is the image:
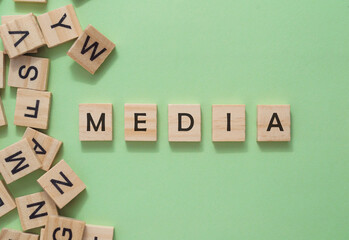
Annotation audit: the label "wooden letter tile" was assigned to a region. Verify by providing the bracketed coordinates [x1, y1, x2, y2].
[16, 191, 58, 231]
[0, 180, 16, 218]
[44, 216, 85, 240]
[68, 25, 115, 74]
[0, 96, 7, 127]
[212, 105, 245, 142]
[37, 160, 86, 209]
[37, 4, 82, 48]
[257, 105, 291, 142]
[83, 224, 114, 240]
[168, 104, 201, 142]
[0, 139, 41, 184]
[14, 88, 52, 129]
[1, 15, 38, 54]
[0, 14, 45, 58]
[0, 51, 4, 88]
[124, 104, 157, 141]
[0, 229, 39, 240]
[23, 127, 62, 171]
[79, 104, 113, 141]
[8, 56, 49, 91]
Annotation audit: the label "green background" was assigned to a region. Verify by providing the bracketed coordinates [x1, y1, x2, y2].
[1, 0, 349, 239]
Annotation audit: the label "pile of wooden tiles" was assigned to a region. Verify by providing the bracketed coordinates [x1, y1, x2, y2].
[0, 3, 115, 240]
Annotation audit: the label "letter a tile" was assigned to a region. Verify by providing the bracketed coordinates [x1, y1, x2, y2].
[0, 14, 45, 58]
[68, 25, 115, 74]
[23, 127, 62, 171]
[257, 105, 291, 142]
[37, 160, 86, 209]
[168, 104, 201, 142]
[0, 139, 41, 184]
[14, 88, 52, 129]
[79, 104, 113, 141]
[16, 191, 58, 231]
[37, 5, 82, 48]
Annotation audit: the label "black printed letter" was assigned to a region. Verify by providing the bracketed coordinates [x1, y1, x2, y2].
[267, 113, 284, 131]
[53, 227, 72, 240]
[27, 201, 48, 219]
[24, 100, 40, 118]
[50, 171, 73, 195]
[51, 13, 72, 29]
[5, 151, 29, 175]
[32, 138, 46, 155]
[81, 36, 107, 61]
[8, 31, 29, 47]
[134, 113, 146, 131]
[19, 65, 38, 81]
[178, 113, 194, 131]
[87, 113, 105, 131]
[227, 113, 231, 131]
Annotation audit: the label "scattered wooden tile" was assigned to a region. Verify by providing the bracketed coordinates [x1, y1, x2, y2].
[8, 56, 49, 91]
[14, 88, 52, 129]
[37, 160, 86, 209]
[23, 127, 62, 171]
[0, 138, 41, 184]
[45, 216, 85, 240]
[124, 104, 157, 141]
[37, 4, 82, 48]
[0, 51, 4, 88]
[0, 180, 16, 218]
[67, 25, 115, 74]
[168, 104, 201, 142]
[79, 104, 113, 141]
[83, 224, 114, 240]
[0, 14, 45, 58]
[1, 15, 38, 54]
[13, 0, 47, 3]
[212, 105, 245, 142]
[0, 228, 39, 240]
[257, 105, 291, 142]
[0, 96, 7, 127]
[16, 191, 58, 231]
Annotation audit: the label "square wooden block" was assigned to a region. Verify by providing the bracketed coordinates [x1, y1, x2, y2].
[1, 15, 38, 54]
[0, 229, 39, 240]
[0, 180, 16, 218]
[14, 88, 52, 129]
[8, 56, 49, 91]
[83, 224, 114, 240]
[212, 105, 245, 142]
[37, 4, 82, 48]
[124, 104, 157, 141]
[37, 160, 86, 209]
[168, 104, 201, 142]
[0, 139, 41, 184]
[0, 96, 7, 127]
[16, 191, 58, 231]
[45, 216, 85, 240]
[23, 127, 62, 171]
[79, 104, 113, 141]
[257, 105, 291, 142]
[0, 14, 45, 58]
[0, 51, 4, 88]
[68, 25, 115, 74]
